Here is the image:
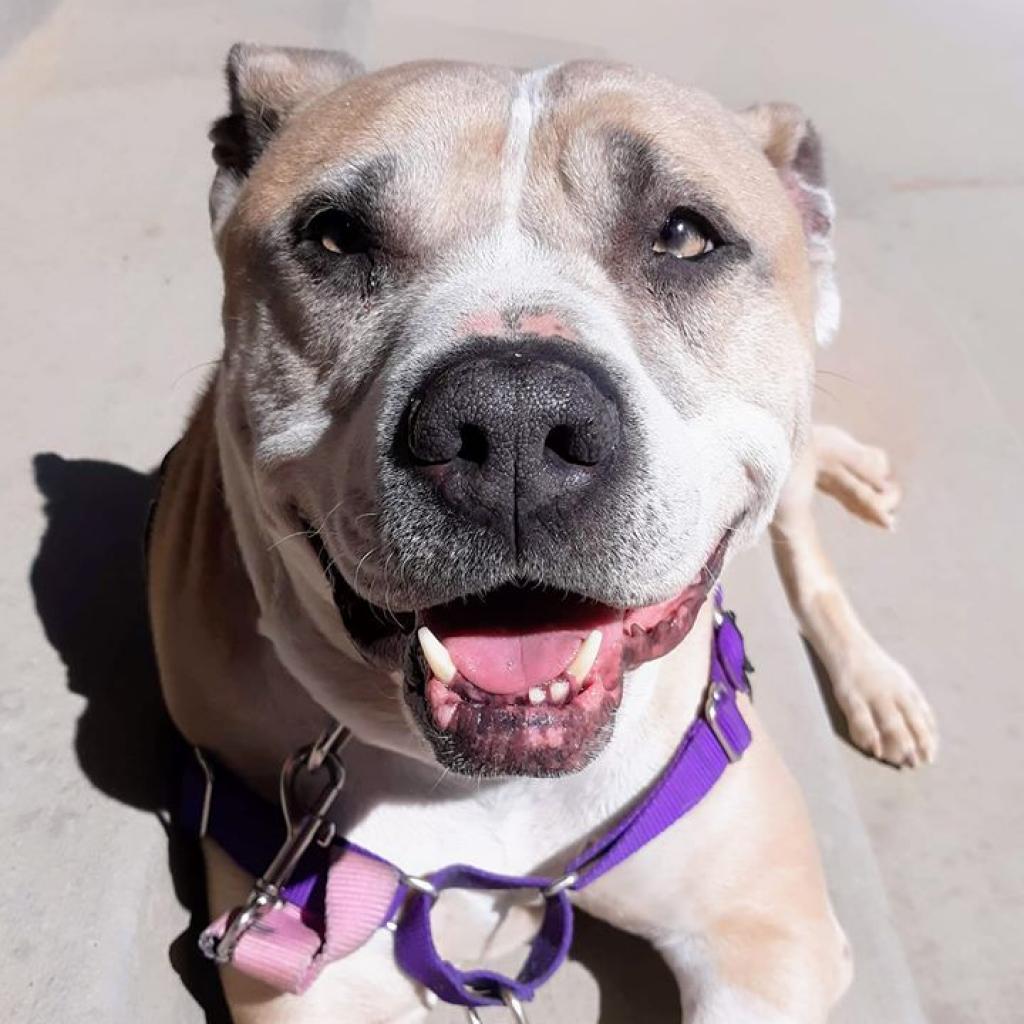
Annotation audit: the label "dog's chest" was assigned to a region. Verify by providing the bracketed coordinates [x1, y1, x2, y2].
[336, 661, 686, 875]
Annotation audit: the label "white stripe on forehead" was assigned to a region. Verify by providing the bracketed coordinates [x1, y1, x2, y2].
[500, 65, 560, 229]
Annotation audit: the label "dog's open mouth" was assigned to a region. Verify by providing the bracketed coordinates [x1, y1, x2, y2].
[410, 563, 720, 775]
[305, 524, 727, 776]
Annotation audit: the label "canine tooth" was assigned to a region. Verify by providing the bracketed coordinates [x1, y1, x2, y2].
[549, 680, 570, 704]
[417, 627, 456, 684]
[566, 629, 602, 683]
[528, 686, 547, 705]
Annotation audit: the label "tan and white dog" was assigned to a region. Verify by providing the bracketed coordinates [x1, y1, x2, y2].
[148, 46, 936, 1024]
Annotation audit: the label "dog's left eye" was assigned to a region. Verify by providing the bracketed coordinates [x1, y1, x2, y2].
[303, 209, 371, 255]
[652, 209, 717, 260]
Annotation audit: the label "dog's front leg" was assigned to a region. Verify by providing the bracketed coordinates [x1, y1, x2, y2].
[769, 433, 938, 766]
[573, 724, 851, 1023]
[202, 841, 431, 1024]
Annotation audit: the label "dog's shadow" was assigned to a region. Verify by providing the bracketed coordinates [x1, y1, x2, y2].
[29, 452, 679, 1024]
[30, 452, 230, 1024]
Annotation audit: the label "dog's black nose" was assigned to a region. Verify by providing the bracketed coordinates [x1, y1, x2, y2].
[404, 341, 621, 546]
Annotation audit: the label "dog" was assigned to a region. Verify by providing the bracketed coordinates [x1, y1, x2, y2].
[148, 45, 935, 1023]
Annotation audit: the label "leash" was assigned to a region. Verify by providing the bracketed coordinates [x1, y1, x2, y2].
[180, 598, 753, 1018]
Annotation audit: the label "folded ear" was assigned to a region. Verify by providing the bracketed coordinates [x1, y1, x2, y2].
[740, 103, 839, 345]
[208, 43, 364, 232]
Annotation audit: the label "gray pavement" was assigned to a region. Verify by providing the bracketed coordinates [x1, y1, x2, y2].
[2, 1, 1021, 1021]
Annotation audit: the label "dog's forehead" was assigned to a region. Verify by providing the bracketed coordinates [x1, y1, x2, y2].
[235, 60, 795, 248]
[234, 61, 513, 230]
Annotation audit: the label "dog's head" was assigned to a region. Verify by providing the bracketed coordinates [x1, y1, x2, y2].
[209, 46, 837, 777]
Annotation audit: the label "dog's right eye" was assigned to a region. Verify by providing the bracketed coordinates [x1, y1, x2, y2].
[301, 209, 371, 255]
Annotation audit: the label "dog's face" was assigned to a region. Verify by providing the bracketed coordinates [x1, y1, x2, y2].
[210, 47, 837, 777]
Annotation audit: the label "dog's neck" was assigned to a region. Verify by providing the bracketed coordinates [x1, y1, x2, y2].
[336, 610, 715, 875]
[212, 387, 716, 872]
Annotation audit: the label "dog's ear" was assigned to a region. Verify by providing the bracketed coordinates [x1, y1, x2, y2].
[208, 43, 364, 232]
[739, 103, 839, 345]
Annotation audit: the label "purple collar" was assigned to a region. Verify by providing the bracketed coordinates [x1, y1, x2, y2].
[179, 597, 752, 1012]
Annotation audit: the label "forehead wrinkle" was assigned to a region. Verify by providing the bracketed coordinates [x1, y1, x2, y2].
[235, 62, 514, 229]
[529, 72, 792, 238]
[289, 154, 398, 221]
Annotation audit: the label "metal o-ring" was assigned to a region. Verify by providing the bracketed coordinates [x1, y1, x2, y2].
[401, 873, 439, 899]
[463, 988, 529, 1023]
[541, 871, 578, 897]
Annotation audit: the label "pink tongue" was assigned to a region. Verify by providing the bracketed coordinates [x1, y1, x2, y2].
[444, 629, 582, 694]
[423, 591, 623, 695]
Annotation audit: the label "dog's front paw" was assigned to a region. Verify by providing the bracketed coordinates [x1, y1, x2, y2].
[832, 640, 938, 768]
[813, 425, 901, 530]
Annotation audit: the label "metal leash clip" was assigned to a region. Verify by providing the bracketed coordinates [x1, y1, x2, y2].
[200, 724, 351, 964]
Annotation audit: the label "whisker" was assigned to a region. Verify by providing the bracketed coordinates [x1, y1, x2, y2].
[170, 359, 221, 390]
[267, 527, 312, 552]
[428, 767, 451, 794]
[313, 498, 346, 536]
[816, 369, 857, 384]
[381, 548, 399, 622]
[354, 545, 380, 594]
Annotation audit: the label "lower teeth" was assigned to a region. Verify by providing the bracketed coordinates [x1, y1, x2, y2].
[451, 681, 582, 707]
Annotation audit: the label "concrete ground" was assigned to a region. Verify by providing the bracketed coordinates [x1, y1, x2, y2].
[2, 1, 1021, 1021]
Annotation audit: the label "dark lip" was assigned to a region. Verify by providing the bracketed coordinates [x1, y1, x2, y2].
[403, 677, 619, 777]
[301, 518, 413, 666]
[302, 516, 732, 676]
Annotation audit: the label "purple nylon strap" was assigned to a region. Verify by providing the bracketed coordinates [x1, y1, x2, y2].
[568, 606, 751, 889]
[393, 866, 575, 1006]
[181, 599, 753, 1010]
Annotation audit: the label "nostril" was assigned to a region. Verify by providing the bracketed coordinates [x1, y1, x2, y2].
[544, 422, 605, 467]
[546, 424, 582, 466]
[457, 423, 488, 465]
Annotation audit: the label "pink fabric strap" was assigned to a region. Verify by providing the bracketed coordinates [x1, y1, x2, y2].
[201, 847, 400, 994]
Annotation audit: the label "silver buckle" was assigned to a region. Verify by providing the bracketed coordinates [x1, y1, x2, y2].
[199, 724, 351, 964]
[704, 680, 741, 763]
